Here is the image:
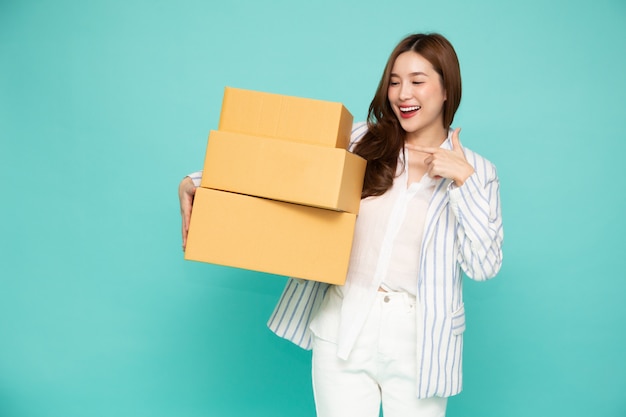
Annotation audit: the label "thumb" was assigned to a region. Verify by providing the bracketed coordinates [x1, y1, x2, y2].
[451, 127, 462, 151]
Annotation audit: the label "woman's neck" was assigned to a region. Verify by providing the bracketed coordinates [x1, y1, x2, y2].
[404, 125, 448, 148]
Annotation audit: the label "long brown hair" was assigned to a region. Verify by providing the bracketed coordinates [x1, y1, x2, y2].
[353, 33, 462, 198]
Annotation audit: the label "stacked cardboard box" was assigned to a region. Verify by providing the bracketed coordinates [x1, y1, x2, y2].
[184, 87, 366, 285]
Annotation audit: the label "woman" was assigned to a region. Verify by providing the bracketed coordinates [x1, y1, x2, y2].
[179, 33, 503, 417]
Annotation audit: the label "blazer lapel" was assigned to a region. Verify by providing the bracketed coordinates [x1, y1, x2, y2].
[421, 136, 454, 249]
[421, 178, 452, 250]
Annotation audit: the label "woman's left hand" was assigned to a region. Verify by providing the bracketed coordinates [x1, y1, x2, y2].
[405, 128, 475, 186]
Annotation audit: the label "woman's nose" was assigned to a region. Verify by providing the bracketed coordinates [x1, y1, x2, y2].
[399, 83, 412, 100]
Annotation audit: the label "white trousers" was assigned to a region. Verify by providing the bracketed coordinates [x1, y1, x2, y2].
[310, 287, 448, 417]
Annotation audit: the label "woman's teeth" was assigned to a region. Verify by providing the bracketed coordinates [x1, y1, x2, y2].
[400, 106, 421, 112]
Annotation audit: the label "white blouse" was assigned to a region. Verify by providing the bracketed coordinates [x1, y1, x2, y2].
[346, 149, 436, 296]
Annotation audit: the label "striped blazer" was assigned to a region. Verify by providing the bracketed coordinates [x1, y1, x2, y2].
[267, 123, 503, 398]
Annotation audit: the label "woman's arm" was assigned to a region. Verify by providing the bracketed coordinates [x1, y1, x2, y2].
[449, 156, 503, 281]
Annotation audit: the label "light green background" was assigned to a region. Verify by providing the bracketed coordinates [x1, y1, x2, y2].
[1, 0, 625, 416]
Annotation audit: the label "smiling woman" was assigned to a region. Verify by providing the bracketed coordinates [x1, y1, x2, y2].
[178, 32, 503, 417]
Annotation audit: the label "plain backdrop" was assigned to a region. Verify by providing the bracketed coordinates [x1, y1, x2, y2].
[1, 0, 625, 416]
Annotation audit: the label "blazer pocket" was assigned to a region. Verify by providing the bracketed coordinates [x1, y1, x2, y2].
[450, 303, 466, 336]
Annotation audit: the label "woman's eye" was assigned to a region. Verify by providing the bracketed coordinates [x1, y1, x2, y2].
[412, 81, 424, 85]
[389, 81, 399, 86]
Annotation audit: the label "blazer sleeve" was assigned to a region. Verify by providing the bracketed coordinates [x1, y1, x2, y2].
[187, 171, 203, 187]
[448, 152, 503, 281]
[348, 121, 368, 151]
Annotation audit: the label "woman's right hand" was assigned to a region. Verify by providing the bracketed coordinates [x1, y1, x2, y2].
[178, 176, 197, 251]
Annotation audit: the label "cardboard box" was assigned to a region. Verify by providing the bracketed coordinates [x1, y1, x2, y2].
[200, 130, 365, 214]
[218, 87, 354, 149]
[184, 188, 356, 285]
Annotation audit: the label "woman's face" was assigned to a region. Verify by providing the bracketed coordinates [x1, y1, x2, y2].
[387, 51, 447, 140]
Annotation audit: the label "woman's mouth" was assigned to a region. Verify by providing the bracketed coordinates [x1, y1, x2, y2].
[399, 105, 421, 118]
